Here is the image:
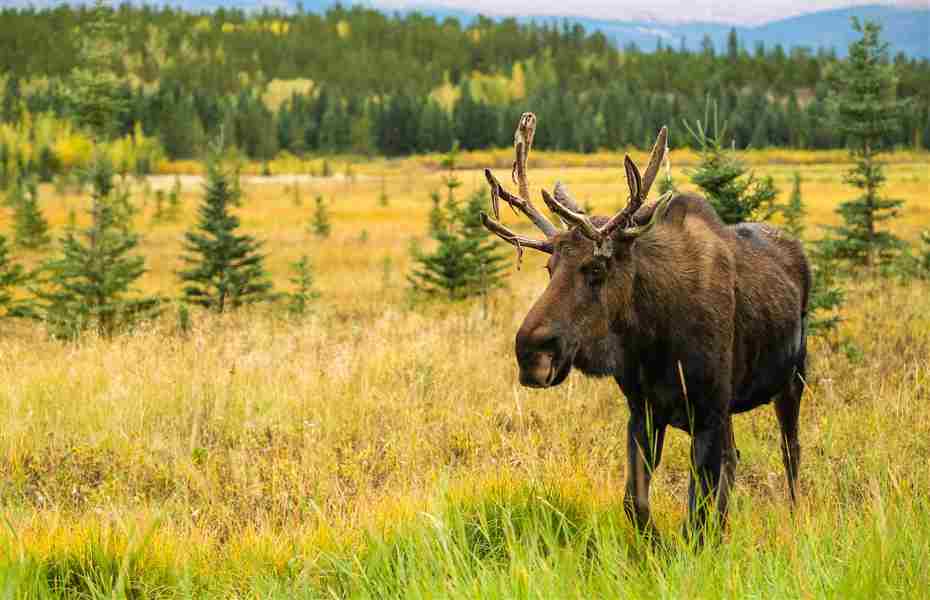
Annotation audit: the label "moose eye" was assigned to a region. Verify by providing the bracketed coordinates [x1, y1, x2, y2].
[583, 262, 607, 287]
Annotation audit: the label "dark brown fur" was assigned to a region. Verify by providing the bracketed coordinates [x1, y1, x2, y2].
[515, 192, 810, 538]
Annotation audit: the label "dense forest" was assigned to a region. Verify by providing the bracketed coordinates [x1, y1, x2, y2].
[1, 3, 929, 163]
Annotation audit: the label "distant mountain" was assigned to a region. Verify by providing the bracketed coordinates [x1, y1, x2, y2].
[6, 1, 928, 58]
[503, 5, 929, 59]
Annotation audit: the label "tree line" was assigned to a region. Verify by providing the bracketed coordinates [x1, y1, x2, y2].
[1, 8, 929, 344]
[0, 3, 929, 164]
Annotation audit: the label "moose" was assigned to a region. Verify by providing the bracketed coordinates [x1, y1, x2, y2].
[482, 113, 810, 539]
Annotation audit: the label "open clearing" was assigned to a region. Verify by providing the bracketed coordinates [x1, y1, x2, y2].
[0, 156, 928, 597]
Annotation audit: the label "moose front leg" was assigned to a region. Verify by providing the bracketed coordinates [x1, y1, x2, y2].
[623, 411, 667, 537]
[685, 413, 737, 542]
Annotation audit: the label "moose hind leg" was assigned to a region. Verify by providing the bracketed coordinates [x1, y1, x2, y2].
[775, 369, 803, 504]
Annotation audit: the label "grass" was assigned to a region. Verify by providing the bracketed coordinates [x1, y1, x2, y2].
[0, 151, 928, 597]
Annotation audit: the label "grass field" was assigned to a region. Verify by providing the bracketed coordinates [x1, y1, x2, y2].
[0, 153, 928, 597]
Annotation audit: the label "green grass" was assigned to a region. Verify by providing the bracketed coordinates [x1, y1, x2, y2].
[3, 478, 928, 598]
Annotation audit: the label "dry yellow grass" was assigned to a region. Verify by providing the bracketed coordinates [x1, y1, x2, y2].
[0, 153, 928, 596]
[8, 158, 928, 301]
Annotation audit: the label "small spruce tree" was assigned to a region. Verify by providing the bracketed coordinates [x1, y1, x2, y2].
[178, 152, 273, 312]
[785, 173, 843, 335]
[917, 231, 930, 278]
[408, 145, 506, 300]
[287, 254, 321, 316]
[819, 19, 906, 269]
[378, 174, 389, 207]
[807, 248, 845, 336]
[12, 177, 51, 249]
[0, 234, 32, 318]
[657, 169, 676, 196]
[152, 189, 166, 223]
[782, 172, 806, 240]
[34, 155, 159, 338]
[310, 195, 331, 238]
[685, 101, 779, 225]
[166, 176, 183, 221]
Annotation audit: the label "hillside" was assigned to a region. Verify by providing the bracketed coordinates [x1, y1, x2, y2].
[10, 1, 928, 57]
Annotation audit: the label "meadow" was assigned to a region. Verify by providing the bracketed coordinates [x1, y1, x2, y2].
[0, 152, 928, 598]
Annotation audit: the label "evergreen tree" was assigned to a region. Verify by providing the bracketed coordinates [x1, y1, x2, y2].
[783, 172, 806, 240]
[819, 19, 906, 269]
[917, 231, 930, 279]
[378, 175, 389, 207]
[408, 146, 506, 300]
[286, 254, 320, 316]
[12, 177, 50, 250]
[807, 245, 845, 336]
[34, 155, 159, 338]
[657, 167, 676, 196]
[0, 234, 32, 318]
[784, 172, 843, 334]
[310, 195, 331, 238]
[178, 152, 273, 313]
[65, 0, 129, 140]
[1, 75, 22, 124]
[685, 101, 778, 225]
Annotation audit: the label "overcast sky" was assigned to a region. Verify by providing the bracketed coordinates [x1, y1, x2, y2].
[378, 0, 927, 25]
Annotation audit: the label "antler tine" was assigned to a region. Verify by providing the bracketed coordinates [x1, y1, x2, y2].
[480, 213, 553, 253]
[638, 126, 668, 203]
[600, 127, 669, 239]
[541, 189, 602, 242]
[480, 212, 553, 269]
[512, 112, 536, 203]
[600, 155, 643, 238]
[553, 182, 585, 214]
[484, 169, 558, 237]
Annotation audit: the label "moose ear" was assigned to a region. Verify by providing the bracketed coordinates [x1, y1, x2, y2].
[623, 155, 641, 204]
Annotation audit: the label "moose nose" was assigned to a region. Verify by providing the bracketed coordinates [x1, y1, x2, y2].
[515, 325, 560, 388]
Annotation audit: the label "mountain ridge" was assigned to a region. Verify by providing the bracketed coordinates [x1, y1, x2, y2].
[5, 1, 928, 57]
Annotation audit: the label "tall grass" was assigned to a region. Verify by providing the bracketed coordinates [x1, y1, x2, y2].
[0, 157, 928, 597]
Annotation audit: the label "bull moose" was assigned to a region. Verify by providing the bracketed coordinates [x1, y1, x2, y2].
[481, 113, 810, 539]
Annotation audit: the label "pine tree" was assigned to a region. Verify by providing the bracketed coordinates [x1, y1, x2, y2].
[178, 153, 273, 312]
[782, 172, 806, 240]
[310, 195, 331, 238]
[11, 177, 50, 249]
[917, 231, 930, 279]
[0, 234, 32, 318]
[166, 176, 183, 221]
[66, 0, 129, 141]
[286, 254, 320, 316]
[408, 146, 506, 300]
[378, 175, 389, 207]
[34, 155, 159, 338]
[657, 168, 676, 196]
[819, 19, 906, 269]
[685, 101, 779, 225]
[783, 172, 843, 334]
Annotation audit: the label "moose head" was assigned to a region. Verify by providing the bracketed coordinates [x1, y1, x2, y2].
[481, 113, 672, 389]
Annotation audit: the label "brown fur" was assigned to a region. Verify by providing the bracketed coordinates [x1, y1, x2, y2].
[513, 192, 810, 539]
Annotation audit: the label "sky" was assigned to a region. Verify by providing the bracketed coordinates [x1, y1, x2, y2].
[377, 0, 927, 24]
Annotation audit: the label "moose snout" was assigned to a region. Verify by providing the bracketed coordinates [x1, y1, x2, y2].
[515, 325, 561, 388]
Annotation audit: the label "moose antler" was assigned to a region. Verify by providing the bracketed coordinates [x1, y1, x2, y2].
[542, 126, 671, 255]
[481, 113, 559, 267]
[485, 169, 558, 237]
